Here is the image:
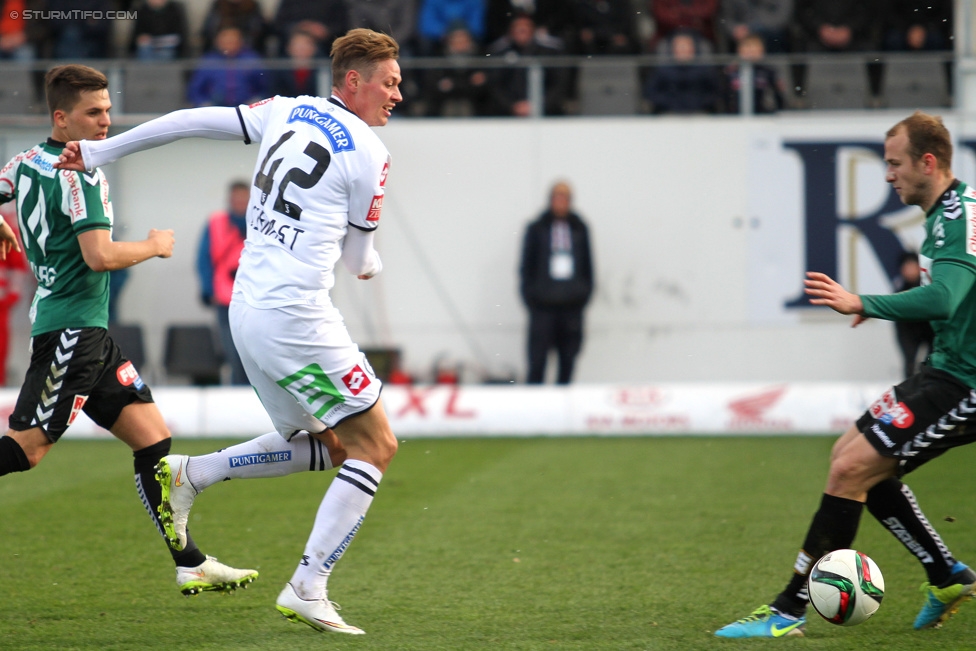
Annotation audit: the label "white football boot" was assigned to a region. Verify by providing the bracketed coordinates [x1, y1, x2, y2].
[275, 582, 365, 635]
[176, 556, 259, 596]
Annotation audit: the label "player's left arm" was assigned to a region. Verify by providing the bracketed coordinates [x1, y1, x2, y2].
[342, 152, 389, 280]
[341, 227, 382, 279]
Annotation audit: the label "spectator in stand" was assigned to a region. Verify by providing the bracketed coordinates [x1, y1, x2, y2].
[649, 0, 720, 51]
[884, 0, 952, 52]
[196, 180, 249, 386]
[201, 0, 268, 54]
[0, 0, 35, 60]
[423, 23, 491, 116]
[723, 33, 784, 114]
[644, 30, 721, 114]
[720, 0, 792, 54]
[47, 0, 114, 58]
[791, 0, 883, 107]
[882, 0, 953, 98]
[270, 29, 319, 97]
[129, 0, 190, 60]
[416, 0, 486, 56]
[347, 0, 419, 114]
[486, 11, 570, 116]
[187, 25, 267, 107]
[567, 0, 639, 55]
[347, 0, 418, 54]
[485, 0, 562, 45]
[272, 0, 348, 56]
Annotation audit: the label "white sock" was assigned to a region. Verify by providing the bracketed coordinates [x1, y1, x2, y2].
[290, 459, 382, 600]
[186, 431, 332, 491]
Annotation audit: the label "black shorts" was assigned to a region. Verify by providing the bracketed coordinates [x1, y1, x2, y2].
[9, 327, 153, 442]
[857, 365, 976, 476]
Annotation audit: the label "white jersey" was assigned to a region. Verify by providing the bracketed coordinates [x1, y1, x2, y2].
[235, 95, 390, 309]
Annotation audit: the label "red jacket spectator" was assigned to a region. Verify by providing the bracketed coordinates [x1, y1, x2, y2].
[650, 0, 720, 49]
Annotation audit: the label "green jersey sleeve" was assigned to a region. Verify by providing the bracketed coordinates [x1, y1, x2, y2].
[861, 261, 976, 321]
[60, 168, 112, 234]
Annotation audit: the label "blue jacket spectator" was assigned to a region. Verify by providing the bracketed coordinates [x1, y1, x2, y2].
[187, 26, 267, 107]
[645, 31, 721, 114]
[417, 0, 486, 55]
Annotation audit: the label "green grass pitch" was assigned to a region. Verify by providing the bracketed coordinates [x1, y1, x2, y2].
[2, 435, 976, 650]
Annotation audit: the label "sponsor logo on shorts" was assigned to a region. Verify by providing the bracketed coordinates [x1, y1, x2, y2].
[871, 424, 895, 448]
[879, 401, 914, 428]
[342, 365, 371, 395]
[117, 361, 144, 389]
[229, 451, 293, 468]
[67, 394, 88, 426]
[869, 388, 897, 418]
[870, 388, 914, 427]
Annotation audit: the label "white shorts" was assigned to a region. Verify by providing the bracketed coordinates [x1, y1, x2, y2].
[229, 300, 381, 435]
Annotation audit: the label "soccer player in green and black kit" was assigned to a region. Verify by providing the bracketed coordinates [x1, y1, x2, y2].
[718, 112, 976, 637]
[0, 64, 257, 596]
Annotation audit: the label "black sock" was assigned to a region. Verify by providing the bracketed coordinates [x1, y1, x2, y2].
[867, 477, 955, 586]
[133, 439, 206, 568]
[0, 435, 31, 476]
[772, 493, 863, 616]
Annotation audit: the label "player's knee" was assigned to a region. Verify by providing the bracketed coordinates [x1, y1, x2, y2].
[825, 456, 872, 497]
[369, 427, 398, 471]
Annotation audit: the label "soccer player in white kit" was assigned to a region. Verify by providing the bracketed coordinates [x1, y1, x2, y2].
[57, 29, 403, 635]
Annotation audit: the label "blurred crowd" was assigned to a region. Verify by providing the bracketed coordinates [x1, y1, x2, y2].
[0, 0, 955, 115]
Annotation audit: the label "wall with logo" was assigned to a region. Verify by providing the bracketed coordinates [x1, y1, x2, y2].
[0, 382, 887, 438]
[2, 111, 973, 387]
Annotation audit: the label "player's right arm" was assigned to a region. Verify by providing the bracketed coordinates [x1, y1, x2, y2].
[77, 228, 174, 272]
[56, 105, 269, 171]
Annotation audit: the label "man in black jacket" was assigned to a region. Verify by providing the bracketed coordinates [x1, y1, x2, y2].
[519, 181, 594, 384]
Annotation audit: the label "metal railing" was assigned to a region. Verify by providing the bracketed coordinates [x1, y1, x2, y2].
[0, 50, 959, 125]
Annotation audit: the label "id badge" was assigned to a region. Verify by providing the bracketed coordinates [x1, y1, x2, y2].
[550, 251, 574, 279]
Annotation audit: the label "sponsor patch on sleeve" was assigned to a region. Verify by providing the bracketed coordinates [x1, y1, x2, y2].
[366, 194, 383, 223]
[966, 201, 976, 257]
[341, 364, 371, 396]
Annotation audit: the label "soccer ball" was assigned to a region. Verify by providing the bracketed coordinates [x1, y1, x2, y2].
[808, 549, 885, 626]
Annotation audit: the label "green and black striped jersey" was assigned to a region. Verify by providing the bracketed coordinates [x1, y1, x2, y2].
[0, 139, 112, 335]
[862, 180, 976, 387]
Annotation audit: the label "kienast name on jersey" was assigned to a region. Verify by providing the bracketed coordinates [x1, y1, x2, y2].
[286, 105, 356, 154]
